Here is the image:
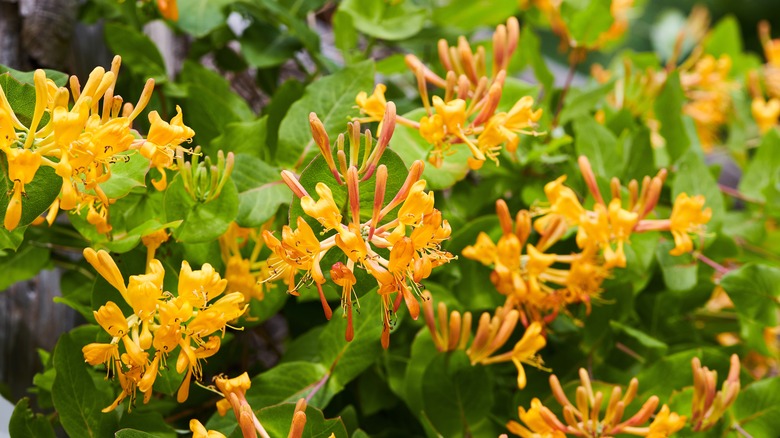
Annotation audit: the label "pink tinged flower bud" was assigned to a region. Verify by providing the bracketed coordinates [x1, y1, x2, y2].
[578, 155, 605, 206]
[438, 39, 453, 72]
[280, 170, 309, 198]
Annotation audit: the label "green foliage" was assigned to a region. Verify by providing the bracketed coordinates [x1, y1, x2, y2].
[338, 0, 426, 41]
[275, 61, 375, 168]
[51, 334, 118, 437]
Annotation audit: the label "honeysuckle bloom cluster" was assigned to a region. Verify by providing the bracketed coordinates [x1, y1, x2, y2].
[422, 291, 546, 389]
[264, 106, 453, 348]
[749, 21, 780, 133]
[508, 369, 685, 438]
[680, 54, 735, 151]
[464, 156, 712, 325]
[356, 17, 543, 170]
[521, 0, 635, 58]
[0, 55, 194, 233]
[219, 222, 273, 302]
[81, 248, 247, 411]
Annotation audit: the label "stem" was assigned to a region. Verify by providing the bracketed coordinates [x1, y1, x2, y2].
[718, 184, 764, 205]
[551, 60, 579, 129]
[695, 252, 731, 275]
[733, 423, 754, 438]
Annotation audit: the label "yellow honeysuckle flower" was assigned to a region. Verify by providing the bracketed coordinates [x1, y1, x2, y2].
[355, 84, 387, 122]
[141, 105, 195, 190]
[301, 182, 343, 231]
[510, 322, 546, 389]
[419, 113, 446, 146]
[669, 193, 711, 256]
[178, 260, 228, 307]
[647, 405, 686, 438]
[82, 343, 119, 368]
[543, 175, 584, 225]
[93, 301, 129, 338]
[752, 97, 780, 133]
[461, 232, 496, 266]
[190, 419, 226, 438]
[507, 398, 566, 438]
[398, 180, 434, 226]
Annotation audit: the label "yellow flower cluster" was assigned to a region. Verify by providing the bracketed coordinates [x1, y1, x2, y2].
[0, 56, 194, 233]
[750, 21, 780, 133]
[219, 222, 273, 302]
[422, 291, 546, 389]
[356, 18, 543, 170]
[81, 248, 246, 411]
[521, 0, 634, 58]
[263, 107, 453, 348]
[681, 54, 734, 151]
[464, 156, 712, 325]
[508, 369, 685, 438]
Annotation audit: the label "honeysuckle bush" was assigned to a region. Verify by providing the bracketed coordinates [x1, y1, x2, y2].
[4, 1, 780, 437]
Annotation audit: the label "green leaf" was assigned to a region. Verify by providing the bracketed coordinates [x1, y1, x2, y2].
[573, 116, 621, 178]
[339, 0, 426, 41]
[421, 351, 494, 438]
[621, 126, 656, 182]
[557, 80, 614, 126]
[174, 0, 233, 37]
[400, 330, 439, 417]
[560, 0, 614, 47]
[178, 61, 255, 146]
[609, 321, 668, 360]
[264, 79, 305, 159]
[720, 264, 780, 353]
[240, 22, 303, 68]
[730, 377, 780, 436]
[0, 225, 27, 251]
[117, 411, 176, 438]
[655, 240, 698, 292]
[256, 403, 348, 438]
[9, 397, 55, 438]
[739, 129, 780, 202]
[52, 334, 117, 438]
[0, 65, 68, 87]
[703, 16, 742, 63]
[114, 429, 159, 438]
[516, 26, 554, 92]
[163, 174, 239, 243]
[0, 243, 51, 290]
[246, 361, 329, 408]
[333, 10, 360, 62]
[318, 291, 383, 391]
[275, 61, 375, 169]
[211, 118, 268, 159]
[99, 152, 150, 199]
[231, 154, 289, 227]
[654, 71, 690, 163]
[431, 0, 517, 31]
[391, 108, 471, 190]
[672, 149, 725, 230]
[0, 151, 62, 230]
[104, 23, 167, 83]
